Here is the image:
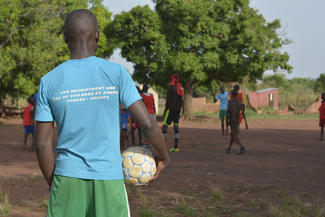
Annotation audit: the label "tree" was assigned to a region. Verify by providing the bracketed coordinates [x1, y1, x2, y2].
[0, 0, 112, 106]
[105, 6, 169, 86]
[262, 74, 292, 91]
[314, 73, 325, 93]
[106, 0, 292, 119]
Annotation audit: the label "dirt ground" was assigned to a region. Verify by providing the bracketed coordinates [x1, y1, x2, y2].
[0, 117, 324, 217]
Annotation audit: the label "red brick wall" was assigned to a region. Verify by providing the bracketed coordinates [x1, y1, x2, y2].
[192, 97, 219, 113]
[248, 89, 279, 110]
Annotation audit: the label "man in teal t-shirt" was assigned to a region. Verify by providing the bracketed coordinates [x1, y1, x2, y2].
[35, 9, 169, 217]
[215, 87, 229, 136]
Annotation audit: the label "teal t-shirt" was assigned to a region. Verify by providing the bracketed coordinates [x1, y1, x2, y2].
[216, 92, 229, 110]
[35, 56, 141, 180]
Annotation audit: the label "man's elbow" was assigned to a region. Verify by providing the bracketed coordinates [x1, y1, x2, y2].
[141, 118, 153, 132]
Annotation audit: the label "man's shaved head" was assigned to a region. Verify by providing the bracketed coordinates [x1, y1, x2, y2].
[63, 9, 98, 43]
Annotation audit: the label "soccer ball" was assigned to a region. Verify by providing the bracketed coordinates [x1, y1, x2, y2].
[122, 146, 156, 185]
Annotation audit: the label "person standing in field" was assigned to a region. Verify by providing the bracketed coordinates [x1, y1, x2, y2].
[141, 84, 156, 120]
[120, 105, 131, 151]
[130, 85, 143, 146]
[141, 84, 156, 148]
[162, 74, 183, 152]
[319, 92, 325, 141]
[226, 90, 247, 155]
[22, 96, 35, 150]
[35, 9, 169, 217]
[215, 86, 229, 136]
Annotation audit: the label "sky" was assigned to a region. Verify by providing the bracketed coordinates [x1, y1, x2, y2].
[103, 0, 325, 79]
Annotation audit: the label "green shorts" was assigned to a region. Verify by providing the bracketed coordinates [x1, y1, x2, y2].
[47, 175, 130, 217]
[219, 110, 227, 120]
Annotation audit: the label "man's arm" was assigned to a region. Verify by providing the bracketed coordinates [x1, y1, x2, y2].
[128, 100, 169, 181]
[226, 102, 231, 126]
[36, 121, 56, 188]
[241, 103, 248, 130]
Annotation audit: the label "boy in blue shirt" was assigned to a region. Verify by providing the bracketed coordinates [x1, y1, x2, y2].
[35, 9, 169, 217]
[120, 105, 131, 151]
[215, 87, 229, 136]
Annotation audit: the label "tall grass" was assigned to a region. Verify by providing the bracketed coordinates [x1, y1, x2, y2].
[0, 190, 11, 217]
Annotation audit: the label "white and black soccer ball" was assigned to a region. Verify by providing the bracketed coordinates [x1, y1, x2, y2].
[122, 146, 156, 185]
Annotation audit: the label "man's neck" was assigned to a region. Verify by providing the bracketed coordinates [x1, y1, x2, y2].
[69, 42, 96, 59]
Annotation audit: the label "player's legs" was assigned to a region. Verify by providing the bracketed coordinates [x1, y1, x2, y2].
[47, 175, 90, 217]
[234, 126, 246, 154]
[171, 109, 181, 151]
[227, 126, 236, 153]
[162, 109, 172, 142]
[219, 110, 227, 136]
[30, 126, 35, 151]
[88, 180, 130, 217]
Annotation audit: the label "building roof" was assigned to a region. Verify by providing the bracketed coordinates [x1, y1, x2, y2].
[255, 88, 278, 93]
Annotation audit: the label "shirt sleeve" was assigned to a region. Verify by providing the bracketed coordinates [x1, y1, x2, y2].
[119, 66, 142, 109]
[35, 79, 54, 122]
[216, 94, 220, 102]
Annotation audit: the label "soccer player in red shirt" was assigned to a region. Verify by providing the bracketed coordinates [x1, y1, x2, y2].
[22, 96, 35, 150]
[141, 84, 156, 119]
[319, 92, 325, 141]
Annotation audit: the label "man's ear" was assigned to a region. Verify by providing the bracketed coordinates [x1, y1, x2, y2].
[62, 32, 68, 44]
[96, 30, 100, 43]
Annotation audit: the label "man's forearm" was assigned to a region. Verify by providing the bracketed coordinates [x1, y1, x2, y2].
[36, 122, 56, 187]
[36, 146, 56, 187]
[142, 118, 169, 162]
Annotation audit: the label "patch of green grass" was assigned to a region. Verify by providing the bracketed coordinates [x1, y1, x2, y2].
[28, 173, 36, 181]
[269, 196, 323, 217]
[136, 187, 156, 217]
[41, 199, 48, 209]
[175, 197, 198, 217]
[210, 185, 224, 201]
[0, 121, 3, 126]
[233, 212, 251, 217]
[137, 207, 155, 217]
[0, 190, 11, 217]
[194, 109, 318, 120]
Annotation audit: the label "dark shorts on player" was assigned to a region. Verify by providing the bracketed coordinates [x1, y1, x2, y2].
[230, 124, 240, 141]
[24, 125, 35, 134]
[163, 109, 181, 126]
[47, 175, 130, 217]
[320, 119, 325, 127]
[219, 110, 227, 120]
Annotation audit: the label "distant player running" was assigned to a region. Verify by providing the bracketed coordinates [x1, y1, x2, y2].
[226, 90, 247, 155]
[35, 9, 169, 217]
[215, 87, 229, 136]
[319, 92, 325, 141]
[229, 84, 248, 129]
[162, 74, 183, 152]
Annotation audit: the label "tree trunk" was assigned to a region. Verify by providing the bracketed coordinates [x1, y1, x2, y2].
[183, 81, 193, 120]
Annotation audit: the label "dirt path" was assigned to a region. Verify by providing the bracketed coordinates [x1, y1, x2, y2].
[0, 118, 324, 217]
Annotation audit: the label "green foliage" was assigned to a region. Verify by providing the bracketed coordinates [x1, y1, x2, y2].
[105, 6, 168, 86]
[0, 190, 11, 217]
[269, 196, 325, 217]
[0, 0, 112, 102]
[313, 73, 325, 93]
[107, 0, 291, 118]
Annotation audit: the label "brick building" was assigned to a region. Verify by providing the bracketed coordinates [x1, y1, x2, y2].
[248, 88, 279, 110]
